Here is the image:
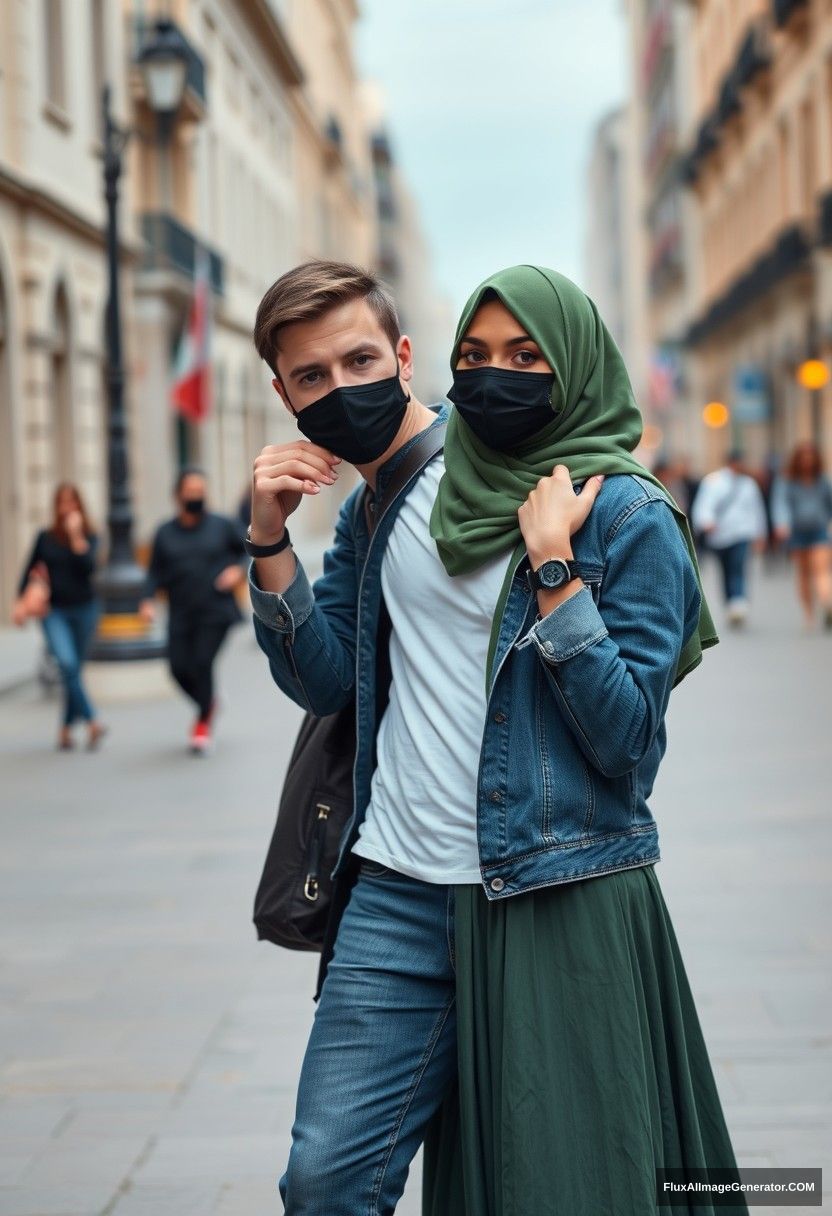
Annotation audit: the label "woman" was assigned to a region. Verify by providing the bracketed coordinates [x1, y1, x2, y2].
[419, 266, 746, 1214]
[770, 441, 832, 630]
[13, 483, 106, 750]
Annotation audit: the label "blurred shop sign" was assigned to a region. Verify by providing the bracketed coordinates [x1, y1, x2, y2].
[732, 363, 771, 422]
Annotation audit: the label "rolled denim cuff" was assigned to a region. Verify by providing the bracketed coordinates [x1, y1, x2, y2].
[247, 556, 314, 634]
[517, 584, 608, 663]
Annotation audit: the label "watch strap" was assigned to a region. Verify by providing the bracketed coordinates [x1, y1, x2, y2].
[244, 525, 291, 558]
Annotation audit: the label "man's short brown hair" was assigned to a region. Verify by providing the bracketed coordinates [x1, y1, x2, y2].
[254, 259, 401, 375]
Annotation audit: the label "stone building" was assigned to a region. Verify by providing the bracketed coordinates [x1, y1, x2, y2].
[0, 0, 439, 623]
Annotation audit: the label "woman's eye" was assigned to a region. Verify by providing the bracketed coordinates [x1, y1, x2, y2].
[461, 349, 485, 364]
[514, 350, 539, 366]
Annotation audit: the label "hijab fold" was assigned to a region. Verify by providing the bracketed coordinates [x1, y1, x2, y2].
[428, 264, 718, 686]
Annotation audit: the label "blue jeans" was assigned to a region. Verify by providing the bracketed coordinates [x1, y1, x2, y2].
[279, 859, 458, 1214]
[712, 540, 749, 602]
[41, 601, 100, 725]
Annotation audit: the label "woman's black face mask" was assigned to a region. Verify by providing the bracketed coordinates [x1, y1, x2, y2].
[288, 371, 410, 465]
[448, 367, 556, 452]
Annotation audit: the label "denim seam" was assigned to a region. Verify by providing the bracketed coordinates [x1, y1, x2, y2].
[445, 888, 456, 972]
[482, 822, 657, 867]
[485, 854, 659, 899]
[302, 614, 355, 694]
[603, 493, 652, 550]
[369, 990, 456, 1215]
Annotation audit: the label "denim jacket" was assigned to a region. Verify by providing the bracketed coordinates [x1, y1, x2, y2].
[250, 402, 702, 899]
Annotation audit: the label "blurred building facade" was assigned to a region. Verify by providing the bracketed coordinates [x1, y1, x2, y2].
[682, 0, 832, 472]
[0, 0, 444, 623]
[585, 104, 649, 400]
[612, 0, 832, 474]
[366, 101, 454, 406]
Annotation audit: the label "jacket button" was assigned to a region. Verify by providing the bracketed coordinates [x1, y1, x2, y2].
[276, 613, 286, 625]
[490, 877, 505, 892]
[489, 789, 502, 803]
[493, 711, 507, 723]
[543, 640, 554, 655]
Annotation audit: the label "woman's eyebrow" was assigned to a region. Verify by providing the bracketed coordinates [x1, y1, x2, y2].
[460, 334, 538, 348]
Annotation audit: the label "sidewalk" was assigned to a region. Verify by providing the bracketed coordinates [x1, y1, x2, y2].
[0, 552, 829, 1214]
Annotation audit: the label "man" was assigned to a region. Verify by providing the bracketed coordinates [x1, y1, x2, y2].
[140, 467, 246, 752]
[247, 260, 463, 1211]
[690, 446, 768, 627]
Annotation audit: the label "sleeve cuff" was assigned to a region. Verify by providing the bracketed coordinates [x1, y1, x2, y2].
[516, 584, 608, 663]
[248, 555, 314, 634]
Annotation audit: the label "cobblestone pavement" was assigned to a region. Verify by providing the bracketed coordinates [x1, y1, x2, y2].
[0, 550, 829, 1214]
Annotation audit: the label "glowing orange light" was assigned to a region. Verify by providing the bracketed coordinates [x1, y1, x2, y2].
[702, 401, 730, 428]
[796, 359, 830, 390]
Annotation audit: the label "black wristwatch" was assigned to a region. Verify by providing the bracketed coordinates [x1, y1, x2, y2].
[526, 556, 582, 593]
[244, 525, 291, 558]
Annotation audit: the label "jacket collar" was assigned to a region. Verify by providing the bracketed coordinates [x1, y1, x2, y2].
[373, 399, 450, 501]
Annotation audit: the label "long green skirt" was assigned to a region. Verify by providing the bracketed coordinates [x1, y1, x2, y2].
[420, 863, 748, 1215]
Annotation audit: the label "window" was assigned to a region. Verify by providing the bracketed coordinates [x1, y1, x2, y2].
[90, 0, 106, 137]
[44, 0, 66, 111]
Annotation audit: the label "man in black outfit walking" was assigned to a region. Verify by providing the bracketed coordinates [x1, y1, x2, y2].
[140, 467, 246, 753]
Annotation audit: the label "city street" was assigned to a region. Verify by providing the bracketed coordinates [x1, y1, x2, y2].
[0, 552, 830, 1215]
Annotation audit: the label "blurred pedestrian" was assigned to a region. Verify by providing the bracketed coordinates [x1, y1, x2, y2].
[690, 447, 768, 627]
[12, 483, 107, 751]
[770, 440, 832, 630]
[139, 467, 247, 753]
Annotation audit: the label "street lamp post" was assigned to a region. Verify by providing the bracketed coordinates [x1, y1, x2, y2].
[90, 85, 166, 660]
[91, 24, 190, 660]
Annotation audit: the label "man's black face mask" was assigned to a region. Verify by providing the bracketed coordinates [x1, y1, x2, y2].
[287, 370, 410, 465]
[448, 367, 556, 452]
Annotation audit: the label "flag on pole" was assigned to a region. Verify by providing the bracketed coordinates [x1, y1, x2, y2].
[171, 247, 212, 422]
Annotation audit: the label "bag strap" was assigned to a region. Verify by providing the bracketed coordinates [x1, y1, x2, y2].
[362, 418, 447, 537]
[712, 470, 745, 522]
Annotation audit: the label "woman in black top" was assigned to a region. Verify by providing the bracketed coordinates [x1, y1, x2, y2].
[13, 483, 107, 750]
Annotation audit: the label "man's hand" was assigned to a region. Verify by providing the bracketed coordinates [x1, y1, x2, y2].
[518, 465, 605, 566]
[251, 441, 342, 543]
[214, 565, 244, 593]
[138, 598, 156, 625]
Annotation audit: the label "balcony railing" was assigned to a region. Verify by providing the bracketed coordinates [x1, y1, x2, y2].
[735, 20, 772, 88]
[140, 213, 224, 296]
[686, 223, 811, 345]
[773, 0, 808, 28]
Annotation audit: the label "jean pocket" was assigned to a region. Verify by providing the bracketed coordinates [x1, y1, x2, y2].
[359, 858, 393, 878]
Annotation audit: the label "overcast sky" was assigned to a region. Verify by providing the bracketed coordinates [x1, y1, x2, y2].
[356, 0, 629, 318]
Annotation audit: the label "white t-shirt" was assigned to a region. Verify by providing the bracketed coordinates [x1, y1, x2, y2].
[690, 468, 768, 548]
[351, 455, 510, 884]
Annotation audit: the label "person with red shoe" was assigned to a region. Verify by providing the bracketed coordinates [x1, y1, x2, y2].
[140, 467, 246, 753]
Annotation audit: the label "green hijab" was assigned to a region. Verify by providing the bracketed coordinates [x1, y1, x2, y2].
[428, 264, 719, 686]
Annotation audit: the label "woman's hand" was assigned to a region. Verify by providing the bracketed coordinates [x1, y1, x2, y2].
[518, 465, 604, 565]
[12, 598, 27, 628]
